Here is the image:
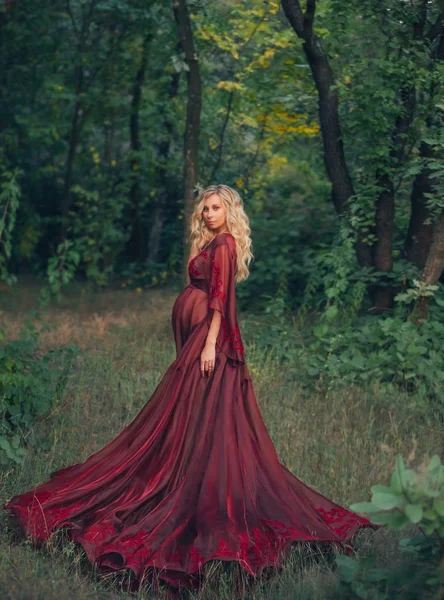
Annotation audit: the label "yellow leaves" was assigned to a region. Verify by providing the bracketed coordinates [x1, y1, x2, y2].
[111, 160, 116, 167]
[135, 287, 142, 293]
[209, 138, 218, 150]
[267, 155, 289, 175]
[216, 80, 243, 92]
[267, 155, 288, 170]
[246, 47, 276, 72]
[258, 48, 275, 68]
[344, 75, 351, 84]
[195, 26, 239, 59]
[269, 2, 279, 14]
[256, 108, 319, 138]
[89, 146, 100, 164]
[235, 113, 259, 128]
[296, 123, 320, 135]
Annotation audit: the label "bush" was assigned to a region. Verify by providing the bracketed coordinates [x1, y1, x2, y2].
[336, 454, 444, 599]
[0, 320, 79, 464]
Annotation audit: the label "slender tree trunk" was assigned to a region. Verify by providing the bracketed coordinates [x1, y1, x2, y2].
[147, 70, 180, 263]
[415, 214, 444, 322]
[371, 86, 416, 310]
[405, 18, 444, 269]
[126, 34, 151, 262]
[281, 0, 372, 268]
[60, 56, 90, 243]
[405, 140, 437, 269]
[208, 89, 234, 185]
[61, 92, 83, 242]
[173, 0, 202, 283]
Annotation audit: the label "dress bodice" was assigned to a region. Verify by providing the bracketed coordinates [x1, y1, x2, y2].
[181, 232, 245, 364]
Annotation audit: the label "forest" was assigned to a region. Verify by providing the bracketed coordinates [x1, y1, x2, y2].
[0, 1, 444, 599]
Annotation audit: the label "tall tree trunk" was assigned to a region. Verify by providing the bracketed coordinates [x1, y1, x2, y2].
[371, 86, 417, 310]
[61, 69, 84, 243]
[173, 0, 202, 283]
[415, 214, 444, 322]
[208, 89, 234, 185]
[370, 3, 435, 310]
[405, 139, 437, 269]
[147, 69, 180, 263]
[281, 0, 372, 268]
[126, 34, 151, 262]
[405, 16, 444, 269]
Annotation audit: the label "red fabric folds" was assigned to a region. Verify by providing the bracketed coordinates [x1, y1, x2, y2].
[5, 231, 372, 593]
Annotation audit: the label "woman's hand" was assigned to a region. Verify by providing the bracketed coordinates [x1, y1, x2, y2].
[200, 341, 216, 377]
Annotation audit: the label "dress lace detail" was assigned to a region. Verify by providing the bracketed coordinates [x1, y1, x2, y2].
[208, 259, 227, 304]
[222, 322, 244, 353]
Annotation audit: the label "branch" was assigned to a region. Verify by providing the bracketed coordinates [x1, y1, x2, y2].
[208, 90, 234, 184]
[426, 11, 444, 42]
[304, 0, 316, 35]
[66, 0, 80, 38]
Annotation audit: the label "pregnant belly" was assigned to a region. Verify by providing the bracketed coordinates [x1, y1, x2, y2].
[172, 285, 209, 353]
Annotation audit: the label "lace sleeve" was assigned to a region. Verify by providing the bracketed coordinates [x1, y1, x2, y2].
[207, 241, 245, 365]
[208, 243, 230, 318]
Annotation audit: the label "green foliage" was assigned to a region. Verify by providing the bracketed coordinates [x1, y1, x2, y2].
[300, 315, 444, 404]
[0, 169, 22, 286]
[298, 223, 370, 323]
[351, 455, 444, 535]
[335, 455, 444, 599]
[40, 240, 81, 306]
[67, 185, 128, 286]
[0, 320, 79, 464]
[119, 259, 171, 291]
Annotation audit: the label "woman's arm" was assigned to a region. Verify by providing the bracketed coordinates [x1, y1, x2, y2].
[200, 311, 221, 377]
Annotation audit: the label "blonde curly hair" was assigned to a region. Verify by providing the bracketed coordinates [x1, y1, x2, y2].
[189, 184, 253, 283]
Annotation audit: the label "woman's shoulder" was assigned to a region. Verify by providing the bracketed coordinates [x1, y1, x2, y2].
[214, 231, 236, 249]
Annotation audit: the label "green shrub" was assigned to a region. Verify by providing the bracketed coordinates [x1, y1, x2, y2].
[336, 455, 444, 599]
[0, 320, 79, 464]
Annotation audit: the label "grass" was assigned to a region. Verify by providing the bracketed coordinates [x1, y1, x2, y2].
[0, 278, 442, 599]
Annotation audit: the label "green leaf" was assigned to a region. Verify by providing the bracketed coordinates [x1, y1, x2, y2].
[432, 497, 444, 517]
[367, 513, 392, 525]
[349, 502, 382, 514]
[390, 469, 403, 494]
[385, 511, 410, 529]
[372, 491, 404, 510]
[370, 484, 393, 494]
[428, 455, 441, 471]
[405, 504, 423, 523]
[335, 555, 358, 583]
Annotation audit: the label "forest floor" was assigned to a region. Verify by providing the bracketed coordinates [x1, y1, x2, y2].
[0, 279, 441, 599]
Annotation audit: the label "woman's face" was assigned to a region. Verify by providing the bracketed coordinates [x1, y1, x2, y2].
[202, 194, 227, 232]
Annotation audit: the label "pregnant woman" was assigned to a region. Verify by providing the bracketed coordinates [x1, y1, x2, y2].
[6, 184, 371, 595]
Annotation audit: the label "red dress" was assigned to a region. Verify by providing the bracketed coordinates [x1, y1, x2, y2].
[6, 232, 371, 592]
